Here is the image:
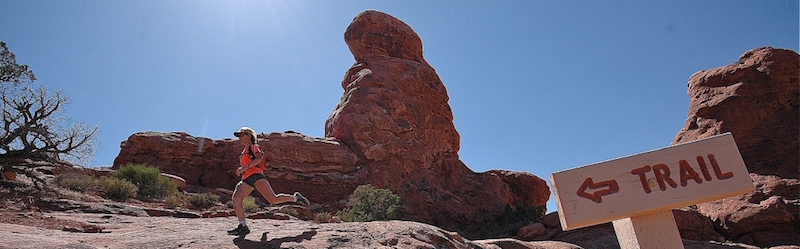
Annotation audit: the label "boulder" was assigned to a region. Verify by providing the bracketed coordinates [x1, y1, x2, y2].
[673, 46, 799, 179]
[517, 223, 546, 240]
[160, 173, 186, 190]
[672, 207, 724, 242]
[2, 171, 15, 181]
[695, 175, 799, 247]
[672, 47, 799, 247]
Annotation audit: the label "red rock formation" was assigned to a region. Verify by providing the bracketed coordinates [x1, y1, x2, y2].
[325, 10, 549, 237]
[673, 47, 799, 179]
[532, 47, 799, 248]
[672, 47, 799, 247]
[114, 10, 550, 239]
[114, 131, 362, 205]
[697, 175, 799, 246]
[327, 9, 455, 164]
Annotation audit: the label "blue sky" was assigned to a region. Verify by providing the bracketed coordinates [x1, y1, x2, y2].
[2, 1, 797, 213]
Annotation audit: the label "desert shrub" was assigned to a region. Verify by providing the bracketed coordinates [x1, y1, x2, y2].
[188, 193, 220, 209]
[53, 173, 97, 192]
[242, 196, 258, 212]
[501, 204, 545, 226]
[207, 204, 226, 212]
[314, 212, 334, 224]
[737, 57, 747, 64]
[279, 207, 299, 217]
[226, 195, 258, 211]
[113, 163, 176, 199]
[337, 184, 403, 222]
[164, 193, 184, 209]
[474, 204, 547, 238]
[101, 177, 138, 201]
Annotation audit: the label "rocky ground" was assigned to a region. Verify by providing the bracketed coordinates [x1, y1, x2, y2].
[2, 210, 597, 249]
[0, 173, 786, 249]
[0, 205, 770, 249]
[0, 175, 574, 249]
[0, 172, 550, 249]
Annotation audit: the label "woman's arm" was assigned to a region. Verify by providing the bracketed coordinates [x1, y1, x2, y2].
[243, 154, 263, 169]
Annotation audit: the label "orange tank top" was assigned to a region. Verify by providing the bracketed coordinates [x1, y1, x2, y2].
[240, 144, 264, 180]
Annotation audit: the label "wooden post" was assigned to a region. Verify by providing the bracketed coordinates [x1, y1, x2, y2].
[550, 133, 754, 248]
[613, 210, 683, 249]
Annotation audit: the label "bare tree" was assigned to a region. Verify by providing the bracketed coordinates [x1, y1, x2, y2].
[0, 41, 98, 166]
[0, 86, 98, 165]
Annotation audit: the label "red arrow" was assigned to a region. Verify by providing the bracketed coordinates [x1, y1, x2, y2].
[577, 178, 619, 203]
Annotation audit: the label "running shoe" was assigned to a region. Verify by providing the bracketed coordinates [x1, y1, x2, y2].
[227, 224, 250, 236]
[294, 192, 310, 207]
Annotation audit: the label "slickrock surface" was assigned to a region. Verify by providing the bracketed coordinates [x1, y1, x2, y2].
[0, 212, 583, 249]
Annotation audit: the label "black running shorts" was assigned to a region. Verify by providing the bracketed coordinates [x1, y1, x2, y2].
[242, 173, 266, 188]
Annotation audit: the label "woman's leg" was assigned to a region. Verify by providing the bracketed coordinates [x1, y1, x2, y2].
[232, 181, 255, 223]
[253, 179, 296, 205]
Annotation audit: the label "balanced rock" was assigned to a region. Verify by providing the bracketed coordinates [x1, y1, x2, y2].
[327, 10, 549, 237]
[327, 9, 455, 164]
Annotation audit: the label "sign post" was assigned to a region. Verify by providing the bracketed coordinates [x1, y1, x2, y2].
[550, 133, 754, 249]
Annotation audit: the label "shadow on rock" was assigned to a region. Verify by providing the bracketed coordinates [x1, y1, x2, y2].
[233, 230, 317, 249]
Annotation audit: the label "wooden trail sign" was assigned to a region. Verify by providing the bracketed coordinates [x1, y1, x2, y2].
[550, 133, 754, 248]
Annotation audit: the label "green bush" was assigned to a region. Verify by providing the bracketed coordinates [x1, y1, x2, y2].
[188, 193, 220, 209]
[53, 173, 97, 192]
[101, 177, 138, 201]
[500, 204, 546, 226]
[337, 184, 403, 222]
[242, 196, 258, 212]
[474, 204, 547, 238]
[113, 163, 177, 199]
[226, 196, 258, 211]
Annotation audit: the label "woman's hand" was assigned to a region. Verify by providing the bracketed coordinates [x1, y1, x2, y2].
[235, 166, 246, 176]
